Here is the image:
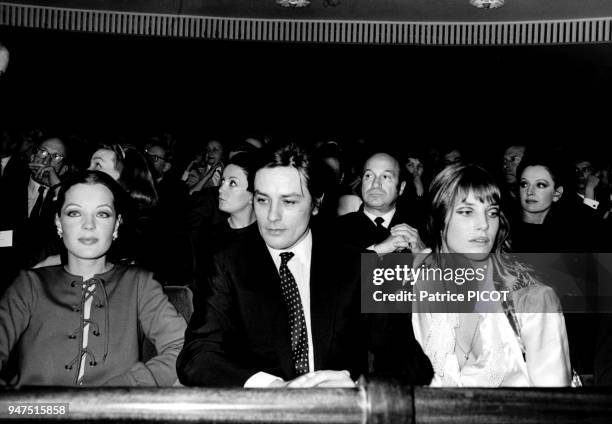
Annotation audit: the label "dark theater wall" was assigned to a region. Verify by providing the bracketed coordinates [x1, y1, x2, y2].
[1, 26, 612, 149]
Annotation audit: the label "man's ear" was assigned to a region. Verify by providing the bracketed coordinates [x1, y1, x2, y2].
[398, 181, 407, 196]
[163, 162, 172, 174]
[553, 185, 564, 202]
[312, 194, 325, 216]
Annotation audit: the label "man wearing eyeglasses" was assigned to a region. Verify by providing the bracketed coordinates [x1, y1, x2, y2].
[27, 137, 68, 217]
[0, 136, 69, 292]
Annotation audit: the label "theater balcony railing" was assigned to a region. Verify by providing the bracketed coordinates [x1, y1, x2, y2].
[1, 379, 612, 423]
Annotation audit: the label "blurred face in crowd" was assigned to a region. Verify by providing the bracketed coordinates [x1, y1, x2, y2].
[89, 149, 121, 181]
[219, 164, 252, 216]
[443, 149, 462, 167]
[254, 166, 315, 250]
[574, 160, 593, 189]
[405, 157, 424, 179]
[145, 145, 170, 177]
[361, 153, 405, 215]
[323, 156, 342, 183]
[206, 140, 223, 166]
[0, 130, 17, 158]
[30, 138, 67, 184]
[520, 165, 562, 217]
[56, 183, 121, 263]
[0, 45, 8, 76]
[443, 191, 499, 261]
[503, 145, 526, 184]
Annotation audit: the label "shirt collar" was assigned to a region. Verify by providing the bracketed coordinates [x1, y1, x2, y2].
[28, 176, 44, 195]
[266, 229, 313, 270]
[363, 208, 396, 228]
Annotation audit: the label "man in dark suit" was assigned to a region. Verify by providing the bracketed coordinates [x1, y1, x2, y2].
[337, 152, 426, 255]
[0, 136, 69, 276]
[178, 144, 432, 388]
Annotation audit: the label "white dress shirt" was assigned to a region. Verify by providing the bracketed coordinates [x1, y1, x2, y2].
[577, 193, 599, 210]
[244, 230, 315, 388]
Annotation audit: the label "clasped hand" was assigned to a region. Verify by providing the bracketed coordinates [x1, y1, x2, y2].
[29, 163, 61, 188]
[373, 223, 426, 255]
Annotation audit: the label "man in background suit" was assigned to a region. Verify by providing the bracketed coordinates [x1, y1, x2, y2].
[178, 144, 432, 388]
[337, 152, 426, 255]
[0, 135, 69, 284]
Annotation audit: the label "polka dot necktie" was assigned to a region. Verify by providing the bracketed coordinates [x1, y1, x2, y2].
[279, 252, 310, 376]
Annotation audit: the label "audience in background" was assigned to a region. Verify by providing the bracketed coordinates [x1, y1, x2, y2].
[183, 139, 225, 194]
[573, 154, 611, 219]
[2, 129, 612, 388]
[336, 152, 425, 255]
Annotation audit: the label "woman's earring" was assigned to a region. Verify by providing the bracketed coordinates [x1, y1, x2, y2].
[57, 228, 63, 238]
[112, 232, 118, 241]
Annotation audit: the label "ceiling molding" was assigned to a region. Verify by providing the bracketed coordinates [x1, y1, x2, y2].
[2, 2, 612, 45]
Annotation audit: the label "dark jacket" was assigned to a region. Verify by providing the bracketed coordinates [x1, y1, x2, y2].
[177, 229, 432, 387]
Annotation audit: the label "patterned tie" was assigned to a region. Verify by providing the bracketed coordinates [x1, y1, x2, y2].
[30, 185, 47, 218]
[279, 252, 310, 376]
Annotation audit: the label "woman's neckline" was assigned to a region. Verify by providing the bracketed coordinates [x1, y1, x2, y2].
[61, 263, 117, 280]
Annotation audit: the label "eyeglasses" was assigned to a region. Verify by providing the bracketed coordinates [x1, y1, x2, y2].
[575, 166, 592, 174]
[145, 148, 166, 163]
[35, 147, 65, 163]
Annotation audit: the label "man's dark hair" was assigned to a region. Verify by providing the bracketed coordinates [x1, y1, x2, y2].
[258, 143, 325, 208]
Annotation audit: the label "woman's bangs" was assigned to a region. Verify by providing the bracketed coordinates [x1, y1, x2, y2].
[455, 174, 501, 206]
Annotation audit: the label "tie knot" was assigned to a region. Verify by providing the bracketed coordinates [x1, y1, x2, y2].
[280, 251, 294, 264]
[374, 217, 385, 227]
[38, 186, 46, 195]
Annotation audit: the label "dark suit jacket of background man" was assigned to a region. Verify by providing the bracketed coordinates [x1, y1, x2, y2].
[177, 229, 432, 387]
[0, 155, 59, 292]
[336, 205, 425, 251]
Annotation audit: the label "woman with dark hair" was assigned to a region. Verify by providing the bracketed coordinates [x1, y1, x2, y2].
[194, 152, 260, 284]
[0, 170, 186, 386]
[512, 153, 604, 378]
[511, 152, 598, 253]
[412, 163, 571, 386]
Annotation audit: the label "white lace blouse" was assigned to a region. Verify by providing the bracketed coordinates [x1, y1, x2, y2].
[412, 270, 572, 387]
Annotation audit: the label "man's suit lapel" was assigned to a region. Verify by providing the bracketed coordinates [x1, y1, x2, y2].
[245, 234, 282, 293]
[309, 232, 338, 371]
